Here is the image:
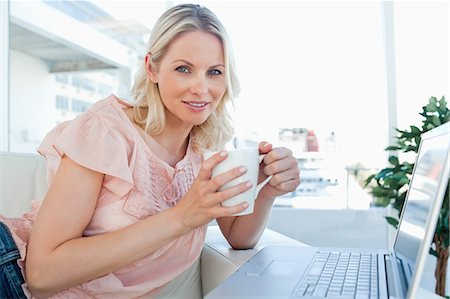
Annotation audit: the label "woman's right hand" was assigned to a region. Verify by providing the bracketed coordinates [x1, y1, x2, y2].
[173, 151, 251, 230]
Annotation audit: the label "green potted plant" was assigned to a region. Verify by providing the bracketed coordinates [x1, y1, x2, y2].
[365, 96, 449, 296]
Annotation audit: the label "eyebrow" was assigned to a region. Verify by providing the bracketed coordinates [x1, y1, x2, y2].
[171, 59, 224, 68]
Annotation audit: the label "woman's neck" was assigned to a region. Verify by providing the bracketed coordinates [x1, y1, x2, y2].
[151, 127, 191, 163]
[125, 107, 192, 167]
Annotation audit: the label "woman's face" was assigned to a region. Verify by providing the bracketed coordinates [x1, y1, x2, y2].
[147, 30, 227, 129]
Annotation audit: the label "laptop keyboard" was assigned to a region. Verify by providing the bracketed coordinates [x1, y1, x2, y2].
[294, 251, 379, 298]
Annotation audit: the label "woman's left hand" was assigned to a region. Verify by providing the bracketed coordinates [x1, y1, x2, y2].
[257, 142, 301, 199]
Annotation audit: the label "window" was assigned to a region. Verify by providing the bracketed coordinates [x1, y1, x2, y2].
[55, 95, 69, 110]
[55, 74, 68, 84]
[72, 76, 98, 93]
[72, 99, 91, 113]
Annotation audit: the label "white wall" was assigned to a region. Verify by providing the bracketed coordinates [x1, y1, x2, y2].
[394, 1, 449, 130]
[10, 50, 56, 153]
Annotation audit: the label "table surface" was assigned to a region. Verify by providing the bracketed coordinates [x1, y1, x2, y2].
[206, 225, 306, 266]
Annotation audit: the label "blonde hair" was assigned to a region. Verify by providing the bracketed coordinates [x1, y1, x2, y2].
[130, 4, 240, 152]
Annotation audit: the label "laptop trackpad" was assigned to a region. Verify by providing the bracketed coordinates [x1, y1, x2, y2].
[246, 260, 300, 277]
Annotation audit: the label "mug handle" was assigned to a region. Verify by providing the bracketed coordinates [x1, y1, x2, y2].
[256, 154, 273, 195]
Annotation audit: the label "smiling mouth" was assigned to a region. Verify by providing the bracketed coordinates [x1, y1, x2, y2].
[183, 101, 209, 108]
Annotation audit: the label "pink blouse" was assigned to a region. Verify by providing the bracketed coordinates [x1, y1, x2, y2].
[1, 95, 206, 298]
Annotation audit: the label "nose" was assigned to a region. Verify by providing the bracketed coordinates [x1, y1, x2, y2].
[190, 74, 208, 95]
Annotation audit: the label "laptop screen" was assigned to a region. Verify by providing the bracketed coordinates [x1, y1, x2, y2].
[393, 127, 450, 281]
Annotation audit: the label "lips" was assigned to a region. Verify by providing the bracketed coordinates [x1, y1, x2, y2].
[185, 102, 208, 107]
[182, 101, 211, 111]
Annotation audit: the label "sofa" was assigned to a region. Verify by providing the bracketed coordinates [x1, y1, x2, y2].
[0, 151, 303, 298]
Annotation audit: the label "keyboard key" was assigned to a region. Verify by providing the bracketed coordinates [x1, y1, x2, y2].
[327, 290, 341, 297]
[305, 278, 319, 284]
[312, 286, 328, 297]
[296, 251, 380, 298]
[342, 290, 355, 296]
[309, 262, 326, 276]
[306, 286, 316, 296]
[295, 284, 308, 296]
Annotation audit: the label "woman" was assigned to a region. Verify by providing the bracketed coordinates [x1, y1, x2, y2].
[0, 4, 300, 298]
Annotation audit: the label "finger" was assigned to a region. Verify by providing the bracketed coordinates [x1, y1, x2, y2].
[211, 202, 249, 218]
[268, 168, 300, 187]
[263, 156, 298, 176]
[262, 147, 293, 165]
[274, 178, 301, 192]
[258, 141, 272, 155]
[197, 151, 228, 181]
[212, 180, 253, 205]
[207, 165, 248, 192]
[220, 203, 249, 217]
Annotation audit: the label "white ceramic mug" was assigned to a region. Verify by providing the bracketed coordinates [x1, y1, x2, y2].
[203, 148, 273, 216]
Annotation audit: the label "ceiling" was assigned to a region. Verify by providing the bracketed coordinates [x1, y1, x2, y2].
[10, 23, 88, 62]
[8, 1, 151, 73]
[10, 23, 117, 72]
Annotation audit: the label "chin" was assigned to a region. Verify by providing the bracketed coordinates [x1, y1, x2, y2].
[190, 119, 209, 126]
[184, 115, 211, 126]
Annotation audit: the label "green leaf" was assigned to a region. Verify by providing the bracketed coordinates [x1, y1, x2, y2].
[373, 197, 391, 207]
[390, 172, 408, 181]
[385, 145, 402, 151]
[443, 111, 450, 123]
[438, 97, 448, 114]
[431, 115, 441, 126]
[426, 102, 437, 112]
[388, 156, 399, 166]
[393, 194, 406, 212]
[419, 109, 427, 118]
[426, 97, 438, 112]
[413, 136, 421, 147]
[429, 247, 438, 258]
[375, 168, 393, 180]
[398, 177, 410, 185]
[385, 216, 399, 229]
[425, 123, 435, 130]
[410, 126, 421, 134]
[364, 174, 376, 186]
[400, 162, 414, 173]
[404, 145, 418, 153]
[371, 188, 390, 197]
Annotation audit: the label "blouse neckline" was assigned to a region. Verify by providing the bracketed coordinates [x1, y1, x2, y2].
[110, 95, 195, 173]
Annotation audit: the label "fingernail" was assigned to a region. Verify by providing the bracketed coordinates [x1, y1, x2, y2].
[243, 202, 249, 208]
[245, 181, 252, 187]
[220, 151, 227, 157]
[239, 166, 247, 173]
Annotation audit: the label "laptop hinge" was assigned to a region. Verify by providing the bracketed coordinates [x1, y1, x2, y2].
[384, 254, 407, 298]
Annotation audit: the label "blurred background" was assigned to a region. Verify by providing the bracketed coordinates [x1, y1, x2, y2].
[0, 0, 448, 244]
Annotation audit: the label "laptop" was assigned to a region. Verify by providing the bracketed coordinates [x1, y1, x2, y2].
[206, 122, 450, 299]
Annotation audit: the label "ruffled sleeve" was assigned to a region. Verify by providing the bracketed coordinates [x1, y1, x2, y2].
[38, 111, 133, 198]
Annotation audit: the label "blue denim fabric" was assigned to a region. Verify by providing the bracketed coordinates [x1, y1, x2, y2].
[0, 222, 27, 299]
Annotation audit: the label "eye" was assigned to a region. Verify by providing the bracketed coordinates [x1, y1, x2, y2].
[176, 66, 190, 73]
[208, 69, 223, 76]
